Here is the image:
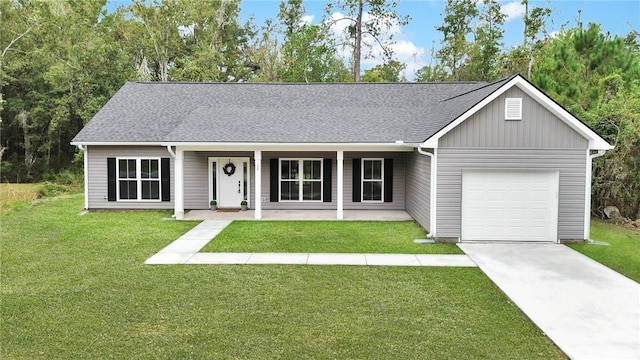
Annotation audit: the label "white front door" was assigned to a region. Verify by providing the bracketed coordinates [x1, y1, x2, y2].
[210, 157, 249, 208]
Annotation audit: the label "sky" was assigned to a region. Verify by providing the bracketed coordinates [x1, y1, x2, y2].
[107, 0, 640, 79]
[238, 0, 640, 78]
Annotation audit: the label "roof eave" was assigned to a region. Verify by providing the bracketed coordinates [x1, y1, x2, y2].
[421, 75, 613, 150]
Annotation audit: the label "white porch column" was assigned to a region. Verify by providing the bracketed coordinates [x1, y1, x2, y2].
[254, 150, 262, 219]
[174, 148, 184, 220]
[337, 150, 344, 220]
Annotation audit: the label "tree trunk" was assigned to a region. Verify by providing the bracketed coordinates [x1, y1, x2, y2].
[353, 0, 363, 82]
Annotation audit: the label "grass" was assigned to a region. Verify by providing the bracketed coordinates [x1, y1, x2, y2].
[0, 183, 40, 213]
[0, 195, 565, 359]
[201, 220, 462, 254]
[569, 219, 640, 282]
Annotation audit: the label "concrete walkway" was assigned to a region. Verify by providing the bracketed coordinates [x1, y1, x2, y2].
[459, 243, 640, 360]
[145, 220, 476, 267]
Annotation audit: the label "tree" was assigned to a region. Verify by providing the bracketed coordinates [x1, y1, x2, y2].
[361, 60, 405, 82]
[276, 0, 348, 82]
[463, 0, 505, 81]
[326, 0, 409, 82]
[1, 0, 133, 181]
[435, 0, 478, 80]
[532, 23, 640, 218]
[521, 0, 551, 77]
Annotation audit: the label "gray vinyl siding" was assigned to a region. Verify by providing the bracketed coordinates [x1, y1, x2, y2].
[343, 152, 406, 210]
[405, 150, 431, 231]
[86, 145, 174, 210]
[184, 151, 254, 209]
[262, 151, 336, 210]
[439, 87, 589, 149]
[436, 149, 587, 240]
[260, 151, 406, 210]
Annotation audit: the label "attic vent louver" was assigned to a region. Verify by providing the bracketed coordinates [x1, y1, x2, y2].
[505, 98, 522, 120]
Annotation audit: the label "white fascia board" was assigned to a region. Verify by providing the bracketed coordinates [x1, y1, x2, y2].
[164, 142, 414, 152]
[422, 75, 613, 150]
[70, 141, 164, 146]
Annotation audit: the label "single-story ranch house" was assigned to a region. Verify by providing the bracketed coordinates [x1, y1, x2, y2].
[71, 75, 612, 243]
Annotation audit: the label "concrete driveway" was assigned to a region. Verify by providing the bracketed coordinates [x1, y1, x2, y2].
[459, 243, 640, 360]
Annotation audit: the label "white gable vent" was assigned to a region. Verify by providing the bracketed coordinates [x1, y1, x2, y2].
[505, 98, 522, 120]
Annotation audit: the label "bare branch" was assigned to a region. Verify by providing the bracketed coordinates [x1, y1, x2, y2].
[2, 27, 32, 59]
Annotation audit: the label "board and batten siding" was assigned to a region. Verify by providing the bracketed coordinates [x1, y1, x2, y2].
[404, 150, 431, 231]
[183, 151, 255, 209]
[439, 87, 588, 149]
[86, 146, 174, 209]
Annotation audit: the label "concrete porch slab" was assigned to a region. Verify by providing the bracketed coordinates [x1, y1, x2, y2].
[183, 209, 413, 221]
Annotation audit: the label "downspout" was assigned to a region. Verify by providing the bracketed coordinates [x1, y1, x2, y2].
[417, 146, 437, 237]
[166, 145, 176, 159]
[76, 145, 89, 210]
[585, 149, 607, 241]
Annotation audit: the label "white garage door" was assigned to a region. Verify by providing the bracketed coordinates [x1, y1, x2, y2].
[461, 170, 559, 242]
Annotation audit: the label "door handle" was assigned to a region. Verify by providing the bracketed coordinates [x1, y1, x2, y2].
[238, 181, 241, 193]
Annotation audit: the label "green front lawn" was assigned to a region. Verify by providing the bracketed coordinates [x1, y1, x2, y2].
[570, 220, 640, 282]
[201, 220, 462, 254]
[1, 195, 564, 359]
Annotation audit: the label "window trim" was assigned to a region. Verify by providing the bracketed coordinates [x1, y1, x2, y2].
[116, 157, 162, 202]
[361, 158, 384, 203]
[279, 158, 323, 202]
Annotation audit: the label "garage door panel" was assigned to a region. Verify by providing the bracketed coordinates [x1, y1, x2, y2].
[462, 170, 558, 242]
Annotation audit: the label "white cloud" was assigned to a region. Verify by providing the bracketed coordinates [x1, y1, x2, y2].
[301, 15, 314, 25]
[326, 11, 427, 80]
[501, 1, 525, 22]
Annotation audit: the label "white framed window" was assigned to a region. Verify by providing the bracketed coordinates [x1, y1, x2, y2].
[362, 158, 383, 202]
[505, 97, 523, 120]
[117, 158, 161, 201]
[280, 159, 322, 201]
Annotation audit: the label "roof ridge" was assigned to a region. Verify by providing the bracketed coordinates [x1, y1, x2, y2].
[128, 81, 486, 86]
[441, 75, 518, 102]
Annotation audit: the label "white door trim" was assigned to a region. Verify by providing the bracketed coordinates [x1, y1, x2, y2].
[208, 157, 250, 208]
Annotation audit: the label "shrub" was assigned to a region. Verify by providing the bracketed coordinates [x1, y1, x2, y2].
[38, 182, 70, 198]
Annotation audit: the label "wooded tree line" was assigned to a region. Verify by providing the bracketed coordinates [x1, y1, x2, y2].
[1, 0, 638, 218]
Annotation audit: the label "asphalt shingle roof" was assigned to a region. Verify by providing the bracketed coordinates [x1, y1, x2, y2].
[72, 77, 514, 144]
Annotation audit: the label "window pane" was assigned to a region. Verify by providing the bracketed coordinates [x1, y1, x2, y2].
[303, 160, 321, 180]
[363, 160, 382, 180]
[128, 180, 137, 199]
[303, 161, 311, 180]
[281, 181, 299, 200]
[119, 160, 126, 178]
[127, 160, 136, 178]
[141, 160, 150, 178]
[291, 161, 298, 179]
[140, 159, 158, 179]
[142, 180, 159, 199]
[281, 161, 289, 179]
[303, 181, 321, 201]
[119, 180, 137, 200]
[363, 181, 382, 201]
[149, 160, 159, 178]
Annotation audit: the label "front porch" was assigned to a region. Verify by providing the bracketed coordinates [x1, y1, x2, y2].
[183, 209, 414, 221]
